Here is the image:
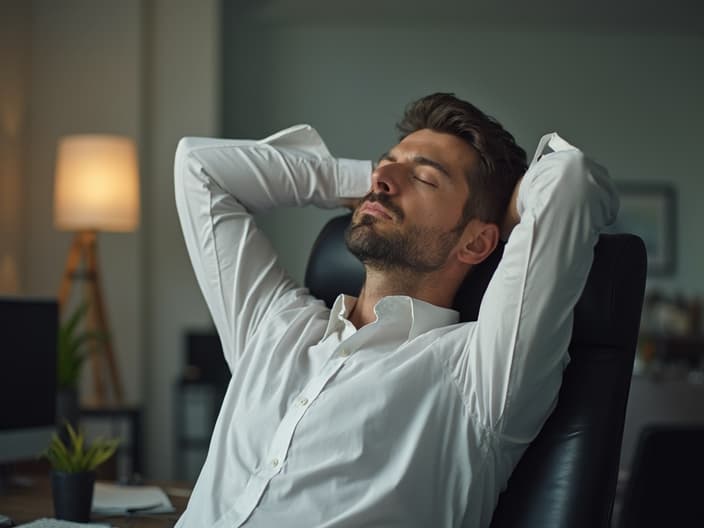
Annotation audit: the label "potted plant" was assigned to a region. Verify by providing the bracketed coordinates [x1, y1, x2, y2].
[42, 423, 119, 522]
[56, 302, 105, 433]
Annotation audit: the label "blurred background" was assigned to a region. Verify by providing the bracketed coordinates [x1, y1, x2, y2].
[1, 0, 702, 495]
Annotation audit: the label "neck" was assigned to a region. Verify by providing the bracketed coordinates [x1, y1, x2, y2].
[348, 265, 463, 328]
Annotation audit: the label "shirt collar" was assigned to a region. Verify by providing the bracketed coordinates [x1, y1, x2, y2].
[323, 293, 459, 341]
[322, 294, 357, 339]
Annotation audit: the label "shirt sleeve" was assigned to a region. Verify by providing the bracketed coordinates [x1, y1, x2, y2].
[174, 124, 371, 371]
[455, 133, 619, 441]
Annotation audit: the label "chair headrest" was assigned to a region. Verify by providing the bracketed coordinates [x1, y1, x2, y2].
[304, 214, 365, 306]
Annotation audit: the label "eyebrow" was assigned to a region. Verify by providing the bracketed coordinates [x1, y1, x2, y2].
[378, 151, 452, 180]
[413, 155, 452, 179]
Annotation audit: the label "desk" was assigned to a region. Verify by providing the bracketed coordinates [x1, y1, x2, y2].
[0, 476, 189, 527]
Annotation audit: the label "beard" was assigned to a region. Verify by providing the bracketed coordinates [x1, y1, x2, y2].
[344, 193, 464, 274]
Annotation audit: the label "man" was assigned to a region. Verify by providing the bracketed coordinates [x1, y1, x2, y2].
[174, 93, 618, 527]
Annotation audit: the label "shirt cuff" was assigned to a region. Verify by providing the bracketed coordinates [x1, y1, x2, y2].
[337, 158, 372, 199]
[517, 132, 579, 217]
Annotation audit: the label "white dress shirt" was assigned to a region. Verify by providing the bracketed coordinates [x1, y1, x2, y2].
[173, 124, 618, 527]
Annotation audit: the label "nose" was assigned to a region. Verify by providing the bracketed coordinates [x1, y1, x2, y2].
[371, 162, 402, 195]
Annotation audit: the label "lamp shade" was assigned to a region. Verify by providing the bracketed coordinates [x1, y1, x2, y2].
[54, 135, 140, 232]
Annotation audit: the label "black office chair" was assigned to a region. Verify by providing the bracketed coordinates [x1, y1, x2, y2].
[617, 424, 704, 528]
[304, 214, 647, 528]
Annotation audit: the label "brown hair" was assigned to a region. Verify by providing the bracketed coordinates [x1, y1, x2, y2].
[397, 93, 527, 225]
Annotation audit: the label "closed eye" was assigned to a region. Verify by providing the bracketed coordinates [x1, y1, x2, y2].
[413, 175, 438, 188]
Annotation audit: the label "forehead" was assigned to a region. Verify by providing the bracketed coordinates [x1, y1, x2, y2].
[392, 128, 480, 178]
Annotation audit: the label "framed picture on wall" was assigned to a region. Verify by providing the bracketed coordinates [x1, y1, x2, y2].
[607, 183, 677, 275]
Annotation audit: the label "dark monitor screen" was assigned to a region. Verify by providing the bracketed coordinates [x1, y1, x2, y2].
[0, 297, 57, 463]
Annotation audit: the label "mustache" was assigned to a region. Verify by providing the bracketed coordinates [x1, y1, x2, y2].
[358, 192, 405, 221]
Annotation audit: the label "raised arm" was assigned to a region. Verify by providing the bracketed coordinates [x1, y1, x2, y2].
[455, 133, 619, 440]
[174, 125, 370, 370]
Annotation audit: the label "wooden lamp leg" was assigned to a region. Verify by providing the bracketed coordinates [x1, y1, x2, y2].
[84, 232, 124, 405]
[58, 233, 83, 310]
[58, 230, 125, 406]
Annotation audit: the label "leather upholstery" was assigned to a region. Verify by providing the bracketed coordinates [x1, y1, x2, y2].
[304, 215, 366, 305]
[489, 232, 646, 528]
[304, 214, 647, 528]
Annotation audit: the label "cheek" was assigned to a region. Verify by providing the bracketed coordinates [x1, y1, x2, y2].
[414, 194, 465, 227]
[446, 189, 470, 222]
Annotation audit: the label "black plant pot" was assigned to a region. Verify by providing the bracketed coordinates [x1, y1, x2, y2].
[51, 470, 96, 522]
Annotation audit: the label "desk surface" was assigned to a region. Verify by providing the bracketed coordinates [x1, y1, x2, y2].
[0, 475, 189, 527]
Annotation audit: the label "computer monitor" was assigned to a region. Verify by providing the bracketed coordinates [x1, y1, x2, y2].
[0, 297, 58, 464]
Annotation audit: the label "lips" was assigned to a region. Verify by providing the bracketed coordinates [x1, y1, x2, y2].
[359, 201, 393, 221]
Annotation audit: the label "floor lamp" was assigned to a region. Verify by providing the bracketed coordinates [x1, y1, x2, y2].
[54, 135, 140, 406]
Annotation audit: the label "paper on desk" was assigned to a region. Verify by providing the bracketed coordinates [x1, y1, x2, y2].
[17, 520, 110, 527]
[92, 482, 175, 514]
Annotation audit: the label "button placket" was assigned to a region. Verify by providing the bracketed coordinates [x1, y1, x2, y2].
[257, 349, 352, 493]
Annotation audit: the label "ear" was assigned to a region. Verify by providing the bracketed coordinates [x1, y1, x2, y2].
[456, 220, 500, 265]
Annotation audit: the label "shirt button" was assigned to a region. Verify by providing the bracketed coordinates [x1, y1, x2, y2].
[271, 458, 279, 467]
[299, 397, 309, 406]
[340, 348, 351, 357]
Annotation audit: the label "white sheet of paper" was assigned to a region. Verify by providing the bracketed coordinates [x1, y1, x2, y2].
[17, 520, 110, 527]
[91, 482, 175, 514]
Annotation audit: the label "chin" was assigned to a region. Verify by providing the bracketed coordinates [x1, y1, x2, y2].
[352, 213, 378, 228]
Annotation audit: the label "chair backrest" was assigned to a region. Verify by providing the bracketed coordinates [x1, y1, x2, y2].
[304, 214, 647, 528]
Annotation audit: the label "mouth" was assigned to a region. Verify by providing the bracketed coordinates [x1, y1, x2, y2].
[359, 201, 393, 221]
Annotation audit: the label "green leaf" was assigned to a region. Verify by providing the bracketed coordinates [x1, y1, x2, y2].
[42, 432, 73, 472]
[56, 302, 107, 389]
[40, 424, 120, 473]
[65, 302, 89, 337]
